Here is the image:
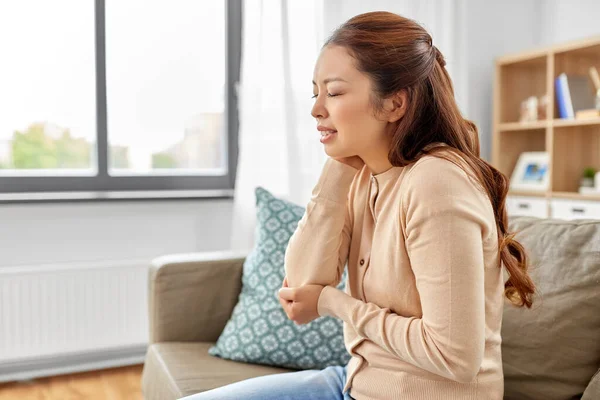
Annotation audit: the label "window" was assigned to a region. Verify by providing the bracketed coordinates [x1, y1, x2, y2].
[0, 1, 97, 175]
[0, 0, 241, 196]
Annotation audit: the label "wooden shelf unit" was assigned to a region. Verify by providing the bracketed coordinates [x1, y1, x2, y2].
[492, 36, 600, 201]
[507, 190, 548, 198]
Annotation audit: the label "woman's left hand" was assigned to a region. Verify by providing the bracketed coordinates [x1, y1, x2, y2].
[278, 277, 324, 325]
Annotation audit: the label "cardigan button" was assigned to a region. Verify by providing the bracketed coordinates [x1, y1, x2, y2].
[359, 259, 365, 266]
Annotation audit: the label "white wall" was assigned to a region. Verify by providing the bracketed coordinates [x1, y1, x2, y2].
[0, 199, 233, 268]
[539, 0, 600, 45]
[464, 0, 544, 161]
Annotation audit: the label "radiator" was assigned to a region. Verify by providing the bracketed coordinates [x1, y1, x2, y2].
[0, 260, 149, 382]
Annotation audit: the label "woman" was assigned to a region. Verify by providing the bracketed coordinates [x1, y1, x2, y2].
[182, 11, 535, 400]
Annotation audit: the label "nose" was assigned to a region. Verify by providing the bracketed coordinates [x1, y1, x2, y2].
[311, 95, 328, 119]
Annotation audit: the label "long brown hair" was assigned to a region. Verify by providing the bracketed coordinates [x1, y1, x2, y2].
[326, 11, 535, 307]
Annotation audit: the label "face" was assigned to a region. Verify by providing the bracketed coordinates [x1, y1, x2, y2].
[311, 45, 396, 160]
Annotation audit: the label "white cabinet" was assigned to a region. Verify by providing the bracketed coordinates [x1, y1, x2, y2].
[550, 199, 600, 220]
[506, 196, 548, 218]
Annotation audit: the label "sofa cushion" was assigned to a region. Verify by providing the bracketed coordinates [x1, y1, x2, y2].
[142, 342, 292, 399]
[503, 217, 600, 400]
[209, 187, 351, 370]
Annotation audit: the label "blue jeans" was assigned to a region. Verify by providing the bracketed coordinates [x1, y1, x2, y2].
[178, 365, 354, 400]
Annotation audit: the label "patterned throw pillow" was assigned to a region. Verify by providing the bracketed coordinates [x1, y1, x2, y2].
[209, 187, 350, 370]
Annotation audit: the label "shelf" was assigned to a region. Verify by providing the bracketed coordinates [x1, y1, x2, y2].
[495, 129, 545, 178]
[552, 125, 600, 192]
[498, 121, 547, 131]
[507, 191, 600, 201]
[498, 58, 547, 123]
[496, 37, 600, 66]
[497, 51, 548, 66]
[498, 118, 600, 131]
[553, 118, 600, 128]
[508, 190, 548, 198]
[553, 36, 600, 56]
[494, 35, 600, 209]
[551, 192, 600, 201]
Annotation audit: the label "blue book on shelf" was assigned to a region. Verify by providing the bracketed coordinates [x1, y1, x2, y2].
[555, 73, 595, 119]
[555, 73, 571, 119]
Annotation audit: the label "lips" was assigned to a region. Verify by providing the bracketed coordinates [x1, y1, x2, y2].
[317, 125, 337, 144]
[317, 126, 337, 134]
[319, 130, 337, 144]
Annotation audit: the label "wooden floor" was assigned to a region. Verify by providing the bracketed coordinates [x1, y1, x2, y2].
[0, 364, 143, 400]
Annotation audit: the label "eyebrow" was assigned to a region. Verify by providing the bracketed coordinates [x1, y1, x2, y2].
[312, 77, 348, 85]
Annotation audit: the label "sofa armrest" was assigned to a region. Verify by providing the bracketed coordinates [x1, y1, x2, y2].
[148, 251, 247, 344]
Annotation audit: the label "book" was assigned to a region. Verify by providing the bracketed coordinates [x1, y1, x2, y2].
[575, 109, 600, 119]
[555, 73, 596, 119]
[556, 74, 570, 118]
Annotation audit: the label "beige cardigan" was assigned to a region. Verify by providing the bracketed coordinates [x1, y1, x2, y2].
[284, 153, 504, 400]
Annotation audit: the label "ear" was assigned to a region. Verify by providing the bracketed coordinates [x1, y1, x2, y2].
[384, 90, 408, 123]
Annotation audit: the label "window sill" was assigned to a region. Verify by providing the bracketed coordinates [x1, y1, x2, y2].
[0, 189, 234, 204]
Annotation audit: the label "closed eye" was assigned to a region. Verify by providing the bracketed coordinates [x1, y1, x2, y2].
[311, 93, 339, 98]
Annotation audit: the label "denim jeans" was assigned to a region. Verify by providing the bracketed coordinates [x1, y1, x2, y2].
[178, 365, 354, 400]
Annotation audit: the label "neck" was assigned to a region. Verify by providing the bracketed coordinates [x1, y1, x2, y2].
[361, 125, 397, 175]
[361, 151, 393, 175]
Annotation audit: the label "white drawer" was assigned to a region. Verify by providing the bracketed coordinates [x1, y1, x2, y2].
[506, 196, 548, 218]
[551, 199, 600, 220]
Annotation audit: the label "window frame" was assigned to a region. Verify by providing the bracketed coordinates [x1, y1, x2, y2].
[0, 0, 241, 197]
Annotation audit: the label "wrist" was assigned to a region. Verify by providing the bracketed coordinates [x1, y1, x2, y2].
[317, 285, 336, 317]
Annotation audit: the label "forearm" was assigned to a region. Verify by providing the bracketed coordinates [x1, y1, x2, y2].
[318, 286, 484, 383]
[284, 158, 357, 287]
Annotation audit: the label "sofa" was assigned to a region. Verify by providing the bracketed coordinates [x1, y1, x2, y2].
[141, 217, 600, 400]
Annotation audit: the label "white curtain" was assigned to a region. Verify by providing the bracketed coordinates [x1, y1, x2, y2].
[230, 0, 467, 251]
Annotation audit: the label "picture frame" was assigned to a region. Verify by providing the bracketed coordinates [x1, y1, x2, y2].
[510, 151, 550, 192]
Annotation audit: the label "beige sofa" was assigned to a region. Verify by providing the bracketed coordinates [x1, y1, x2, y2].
[141, 217, 600, 400]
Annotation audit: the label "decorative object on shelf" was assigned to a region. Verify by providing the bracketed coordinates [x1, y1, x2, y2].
[575, 109, 600, 119]
[590, 66, 600, 110]
[581, 167, 596, 187]
[538, 94, 548, 120]
[519, 95, 547, 122]
[519, 96, 538, 122]
[575, 67, 600, 120]
[510, 151, 550, 192]
[579, 168, 600, 195]
[555, 72, 596, 119]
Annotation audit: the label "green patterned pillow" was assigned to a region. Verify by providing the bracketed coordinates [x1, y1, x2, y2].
[209, 187, 350, 370]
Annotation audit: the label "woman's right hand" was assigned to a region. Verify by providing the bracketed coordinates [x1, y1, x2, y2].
[333, 156, 364, 170]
